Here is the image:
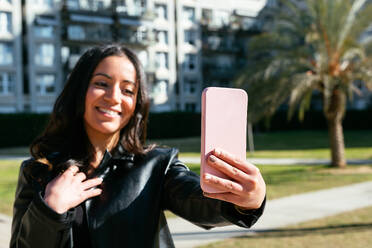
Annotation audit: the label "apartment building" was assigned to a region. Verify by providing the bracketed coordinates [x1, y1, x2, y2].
[0, 0, 275, 113]
[0, 0, 23, 112]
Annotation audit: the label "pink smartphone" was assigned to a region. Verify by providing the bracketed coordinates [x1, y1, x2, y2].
[200, 87, 248, 193]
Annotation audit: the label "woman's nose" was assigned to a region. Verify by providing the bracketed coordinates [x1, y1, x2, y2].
[104, 85, 121, 104]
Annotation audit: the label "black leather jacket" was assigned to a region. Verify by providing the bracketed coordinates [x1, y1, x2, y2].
[11, 147, 264, 248]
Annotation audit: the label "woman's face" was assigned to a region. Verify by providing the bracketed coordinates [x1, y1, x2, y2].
[84, 55, 138, 140]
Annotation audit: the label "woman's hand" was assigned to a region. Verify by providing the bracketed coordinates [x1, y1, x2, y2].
[202, 148, 266, 210]
[44, 165, 103, 214]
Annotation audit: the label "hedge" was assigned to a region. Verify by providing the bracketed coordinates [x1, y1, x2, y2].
[0, 110, 371, 148]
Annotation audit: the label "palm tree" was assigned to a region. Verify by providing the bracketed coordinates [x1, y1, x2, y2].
[236, 0, 372, 168]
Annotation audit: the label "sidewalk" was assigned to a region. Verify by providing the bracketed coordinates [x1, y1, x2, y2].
[180, 156, 372, 165]
[169, 181, 372, 248]
[0, 214, 11, 248]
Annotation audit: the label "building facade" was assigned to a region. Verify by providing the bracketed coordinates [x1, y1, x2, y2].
[4, 0, 368, 113]
[0, 0, 23, 112]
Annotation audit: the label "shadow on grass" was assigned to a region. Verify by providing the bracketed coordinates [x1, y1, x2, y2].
[237, 223, 372, 239]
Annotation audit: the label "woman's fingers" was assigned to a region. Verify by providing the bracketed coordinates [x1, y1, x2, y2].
[74, 172, 87, 182]
[211, 148, 259, 175]
[203, 173, 244, 194]
[81, 177, 103, 190]
[207, 155, 250, 183]
[65, 165, 79, 176]
[84, 188, 103, 199]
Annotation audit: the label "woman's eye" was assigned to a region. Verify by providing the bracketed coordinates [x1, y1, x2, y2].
[94, 81, 108, 87]
[122, 89, 134, 95]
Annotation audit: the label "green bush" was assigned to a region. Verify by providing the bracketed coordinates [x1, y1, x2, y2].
[0, 113, 50, 148]
[0, 110, 371, 148]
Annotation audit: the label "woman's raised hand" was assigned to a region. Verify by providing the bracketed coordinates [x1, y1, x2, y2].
[202, 148, 266, 210]
[44, 165, 103, 214]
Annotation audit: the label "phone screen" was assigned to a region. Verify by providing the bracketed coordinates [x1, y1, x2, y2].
[200, 87, 248, 193]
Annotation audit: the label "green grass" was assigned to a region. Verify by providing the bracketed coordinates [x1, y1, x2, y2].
[166, 163, 372, 218]
[0, 160, 21, 215]
[186, 163, 372, 200]
[149, 130, 372, 159]
[199, 205, 372, 248]
[2, 130, 372, 217]
[3, 130, 372, 159]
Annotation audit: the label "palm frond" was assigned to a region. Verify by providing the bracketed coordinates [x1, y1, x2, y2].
[336, 0, 369, 51]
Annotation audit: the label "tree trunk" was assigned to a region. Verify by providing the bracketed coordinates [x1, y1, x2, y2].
[323, 89, 347, 168]
[327, 118, 346, 168]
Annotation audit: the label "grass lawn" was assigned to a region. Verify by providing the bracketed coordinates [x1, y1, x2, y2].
[199, 205, 372, 248]
[1, 130, 372, 217]
[166, 163, 372, 218]
[149, 130, 372, 159]
[0, 160, 21, 216]
[185, 163, 372, 200]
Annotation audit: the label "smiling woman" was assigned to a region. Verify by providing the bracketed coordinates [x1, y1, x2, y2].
[10, 44, 266, 248]
[84, 56, 138, 168]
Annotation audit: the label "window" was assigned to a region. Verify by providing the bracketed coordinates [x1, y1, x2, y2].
[0, 72, 14, 95]
[156, 30, 168, 45]
[34, 25, 54, 38]
[0, 42, 13, 65]
[183, 77, 197, 94]
[213, 10, 229, 27]
[185, 102, 196, 112]
[155, 4, 167, 20]
[78, 0, 110, 11]
[35, 43, 55, 66]
[36, 74, 55, 95]
[124, 0, 145, 16]
[184, 30, 196, 45]
[0, 12, 12, 35]
[31, 0, 53, 8]
[201, 9, 212, 25]
[68, 25, 85, 40]
[66, 0, 79, 9]
[184, 54, 196, 71]
[156, 52, 168, 69]
[183, 7, 195, 23]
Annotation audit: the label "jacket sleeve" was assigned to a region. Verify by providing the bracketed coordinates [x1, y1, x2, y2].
[10, 160, 75, 248]
[162, 158, 265, 230]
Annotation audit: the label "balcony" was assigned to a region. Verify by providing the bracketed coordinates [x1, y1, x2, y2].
[66, 24, 113, 42]
[119, 29, 154, 47]
[64, 0, 112, 12]
[201, 36, 238, 53]
[116, 5, 155, 20]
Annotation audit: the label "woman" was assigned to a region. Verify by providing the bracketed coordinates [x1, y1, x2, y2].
[11, 44, 266, 248]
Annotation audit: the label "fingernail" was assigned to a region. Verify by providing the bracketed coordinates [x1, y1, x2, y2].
[214, 148, 221, 155]
[204, 174, 211, 180]
[209, 155, 216, 163]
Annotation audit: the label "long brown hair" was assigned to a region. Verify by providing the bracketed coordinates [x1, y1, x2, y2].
[30, 44, 151, 168]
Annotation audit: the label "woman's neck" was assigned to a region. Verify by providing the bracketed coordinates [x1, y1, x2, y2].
[87, 131, 120, 169]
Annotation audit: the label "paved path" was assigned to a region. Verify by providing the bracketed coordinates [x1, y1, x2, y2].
[0, 214, 11, 248]
[169, 181, 372, 248]
[180, 156, 372, 165]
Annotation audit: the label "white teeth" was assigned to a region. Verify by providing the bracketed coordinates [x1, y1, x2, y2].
[98, 108, 119, 116]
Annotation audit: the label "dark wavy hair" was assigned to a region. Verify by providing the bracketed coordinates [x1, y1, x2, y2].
[30, 44, 151, 166]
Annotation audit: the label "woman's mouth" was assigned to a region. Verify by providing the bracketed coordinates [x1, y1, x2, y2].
[96, 107, 121, 116]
